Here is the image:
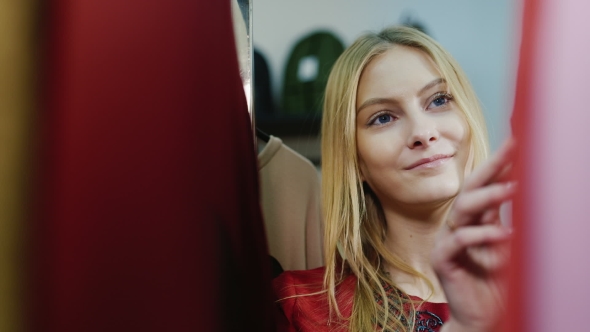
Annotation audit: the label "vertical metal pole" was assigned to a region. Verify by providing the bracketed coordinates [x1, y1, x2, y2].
[234, 0, 255, 142]
[248, 0, 255, 139]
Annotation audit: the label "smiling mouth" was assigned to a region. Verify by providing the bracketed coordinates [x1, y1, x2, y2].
[405, 154, 454, 170]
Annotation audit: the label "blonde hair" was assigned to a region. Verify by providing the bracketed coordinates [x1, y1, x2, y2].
[321, 26, 489, 331]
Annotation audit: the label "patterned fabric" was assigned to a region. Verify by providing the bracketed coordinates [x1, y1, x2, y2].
[273, 266, 449, 332]
[415, 311, 444, 331]
[374, 281, 446, 332]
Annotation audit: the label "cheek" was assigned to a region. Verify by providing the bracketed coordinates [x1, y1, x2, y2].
[357, 134, 385, 181]
[357, 131, 404, 180]
[443, 112, 470, 147]
[356, 137, 374, 181]
[458, 122, 471, 154]
[447, 114, 472, 171]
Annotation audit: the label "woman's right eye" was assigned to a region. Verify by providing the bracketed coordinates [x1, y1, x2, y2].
[369, 113, 395, 126]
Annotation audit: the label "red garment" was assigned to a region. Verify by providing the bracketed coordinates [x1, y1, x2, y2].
[34, 0, 274, 331]
[273, 267, 449, 332]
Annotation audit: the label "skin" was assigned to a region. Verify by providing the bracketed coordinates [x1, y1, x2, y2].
[355, 45, 514, 331]
[434, 139, 514, 332]
[356, 45, 469, 302]
[356, 45, 470, 209]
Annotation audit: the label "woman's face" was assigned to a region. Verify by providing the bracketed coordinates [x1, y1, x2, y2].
[356, 45, 470, 207]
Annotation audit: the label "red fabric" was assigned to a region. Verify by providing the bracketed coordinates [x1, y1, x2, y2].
[506, 0, 541, 331]
[273, 267, 449, 332]
[33, 1, 273, 331]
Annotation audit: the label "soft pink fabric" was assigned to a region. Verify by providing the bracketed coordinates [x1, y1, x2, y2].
[512, 0, 590, 330]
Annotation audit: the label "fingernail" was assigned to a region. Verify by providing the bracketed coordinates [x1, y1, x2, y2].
[506, 181, 518, 191]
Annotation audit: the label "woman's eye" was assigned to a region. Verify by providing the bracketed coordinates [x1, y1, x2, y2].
[428, 93, 453, 109]
[370, 113, 395, 125]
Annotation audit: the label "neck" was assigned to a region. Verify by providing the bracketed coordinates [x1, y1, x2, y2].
[381, 199, 453, 302]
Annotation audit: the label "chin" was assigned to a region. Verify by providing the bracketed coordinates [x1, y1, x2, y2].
[409, 178, 462, 204]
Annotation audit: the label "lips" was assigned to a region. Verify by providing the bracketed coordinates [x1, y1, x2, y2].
[405, 154, 454, 170]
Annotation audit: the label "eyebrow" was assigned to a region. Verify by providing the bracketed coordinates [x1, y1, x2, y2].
[356, 77, 447, 113]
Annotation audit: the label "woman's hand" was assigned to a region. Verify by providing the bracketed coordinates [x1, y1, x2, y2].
[431, 139, 516, 332]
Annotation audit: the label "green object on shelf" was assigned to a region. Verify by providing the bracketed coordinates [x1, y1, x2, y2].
[281, 31, 344, 116]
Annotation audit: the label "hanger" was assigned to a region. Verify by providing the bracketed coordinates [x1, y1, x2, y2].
[256, 127, 270, 143]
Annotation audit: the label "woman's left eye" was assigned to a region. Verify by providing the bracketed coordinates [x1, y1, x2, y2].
[428, 93, 453, 109]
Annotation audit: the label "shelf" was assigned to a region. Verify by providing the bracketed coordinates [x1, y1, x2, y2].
[255, 113, 321, 137]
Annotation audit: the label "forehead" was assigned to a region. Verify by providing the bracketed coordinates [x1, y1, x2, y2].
[357, 45, 442, 105]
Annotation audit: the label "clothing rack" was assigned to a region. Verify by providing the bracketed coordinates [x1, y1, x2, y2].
[256, 127, 270, 143]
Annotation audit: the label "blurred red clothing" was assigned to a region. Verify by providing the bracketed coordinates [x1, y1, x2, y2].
[33, 1, 274, 331]
[273, 267, 449, 332]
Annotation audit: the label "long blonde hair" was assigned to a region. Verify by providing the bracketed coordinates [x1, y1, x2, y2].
[321, 26, 489, 331]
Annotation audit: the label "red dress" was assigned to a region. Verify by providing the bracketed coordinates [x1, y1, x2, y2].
[273, 267, 449, 332]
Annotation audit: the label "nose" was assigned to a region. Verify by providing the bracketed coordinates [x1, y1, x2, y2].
[406, 114, 439, 149]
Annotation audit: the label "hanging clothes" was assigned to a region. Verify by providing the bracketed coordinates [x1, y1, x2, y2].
[258, 136, 323, 271]
[33, 0, 274, 331]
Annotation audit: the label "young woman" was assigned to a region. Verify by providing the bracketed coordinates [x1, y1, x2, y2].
[273, 26, 514, 332]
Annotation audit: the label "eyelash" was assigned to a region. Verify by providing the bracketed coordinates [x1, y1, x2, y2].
[367, 111, 397, 126]
[428, 92, 454, 109]
[366, 92, 454, 127]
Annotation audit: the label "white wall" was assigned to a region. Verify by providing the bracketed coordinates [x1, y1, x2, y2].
[253, 0, 521, 150]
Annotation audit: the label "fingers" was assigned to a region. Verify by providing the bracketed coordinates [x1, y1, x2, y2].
[446, 225, 511, 251]
[480, 208, 500, 225]
[450, 182, 516, 228]
[433, 225, 512, 272]
[463, 138, 516, 191]
[491, 163, 513, 184]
